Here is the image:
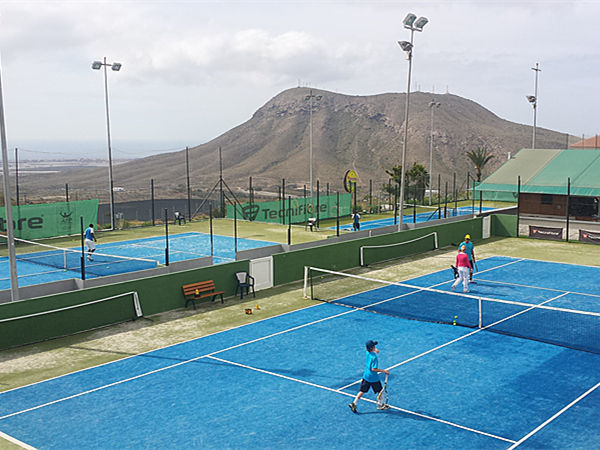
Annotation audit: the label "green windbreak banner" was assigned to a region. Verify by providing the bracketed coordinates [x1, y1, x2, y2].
[0, 200, 99, 239]
[226, 194, 352, 223]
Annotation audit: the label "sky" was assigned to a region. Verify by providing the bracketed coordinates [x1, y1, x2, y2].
[0, 0, 599, 160]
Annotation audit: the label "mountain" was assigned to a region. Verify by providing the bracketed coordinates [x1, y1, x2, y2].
[17, 87, 570, 202]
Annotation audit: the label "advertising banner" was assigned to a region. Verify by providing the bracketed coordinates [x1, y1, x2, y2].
[528, 225, 563, 240]
[226, 193, 352, 224]
[579, 229, 600, 244]
[0, 200, 99, 240]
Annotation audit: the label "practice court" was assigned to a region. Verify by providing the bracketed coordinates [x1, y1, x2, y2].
[0, 232, 276, 290]
[0, 256, 598, 448]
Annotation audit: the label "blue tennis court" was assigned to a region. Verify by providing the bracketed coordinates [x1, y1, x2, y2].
[331, 206, 495, 231]
[1, 256, 598, 448]
[0, 232, 276, 290]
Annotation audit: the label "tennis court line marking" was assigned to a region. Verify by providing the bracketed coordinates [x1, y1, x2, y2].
[0, 430, 36, 449]
[508, 379, 600, 449]
[338, 291, 570, 391]
[207, 355, 516, 444]
[0, 299, 327, 396]
[473, 278, 600, 299]
[0, 301, 373, 420]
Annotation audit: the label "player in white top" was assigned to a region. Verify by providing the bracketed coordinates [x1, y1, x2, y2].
[84, 224, 97, 261]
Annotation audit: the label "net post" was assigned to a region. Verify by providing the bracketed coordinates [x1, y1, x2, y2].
[303, 266, 309, 298]
[433, 232, 438, 249]
[132, 291, 143, 318]
[478, 297, 482, 328]
[360, 246, 365, 267]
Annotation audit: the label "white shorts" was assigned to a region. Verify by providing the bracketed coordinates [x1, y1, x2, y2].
[85, 239, 96, 251]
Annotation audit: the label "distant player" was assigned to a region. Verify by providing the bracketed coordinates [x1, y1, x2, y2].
[352, 211, 360, 231]
[348, 340, 390, 413]
[84, 224, 97, 261]
[451, 245, 472, 293]
[458, 234, 475, 281]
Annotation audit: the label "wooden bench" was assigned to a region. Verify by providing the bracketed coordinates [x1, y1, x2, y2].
[182, 280, 225, 309]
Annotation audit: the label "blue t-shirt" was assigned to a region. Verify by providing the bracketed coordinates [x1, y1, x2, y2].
[85, 227, 94, 241]
[363, 350, 379, 382]
[459, 241, 474, 261]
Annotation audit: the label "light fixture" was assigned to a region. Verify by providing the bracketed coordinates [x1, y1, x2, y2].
[92, 61, 102, 70]
[111, 63, 122, 71]
[403, 13, 417, 27]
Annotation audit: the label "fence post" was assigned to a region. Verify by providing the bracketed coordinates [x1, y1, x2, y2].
[566, 177, 570, 242]
[516, 176, 520, 237]
[209, 203, 214, 258]
[288, 195, 292, 245]
[438, 174, 441, 219]
[336, 191, 340, 236]
[316, 180, 320, 227]
[151, 179, 155, 226]
[164, 208, 169, 266]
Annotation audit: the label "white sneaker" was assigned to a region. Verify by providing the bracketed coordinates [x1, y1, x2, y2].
[377, 404, 390, 410]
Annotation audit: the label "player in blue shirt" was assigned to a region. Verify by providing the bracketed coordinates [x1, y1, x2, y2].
[84, 224, 97, 261]
[348, 340, 390, 413]
[458, 234, 475, 281]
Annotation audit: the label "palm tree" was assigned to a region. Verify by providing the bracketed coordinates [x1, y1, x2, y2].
[406, 163, 429, 203]
[466, 146, 494, 182]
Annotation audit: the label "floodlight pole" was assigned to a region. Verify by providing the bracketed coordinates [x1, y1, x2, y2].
[531, 63, 541, 149]
[0, 64, 19, 301]
[398, 13, 427, 229]
[428, 101, 440, 205]
[305, 89, 322, 208]
[92, 57, 121, 230]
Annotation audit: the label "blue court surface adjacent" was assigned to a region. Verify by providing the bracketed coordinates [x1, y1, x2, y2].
[0, 232, 276, 290]
[1, 256, 599, 449]
[331, 206, 495, 231]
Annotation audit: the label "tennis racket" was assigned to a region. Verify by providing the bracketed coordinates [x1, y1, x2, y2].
[450, 265, 459, 279]
[377, 373, 389, 408]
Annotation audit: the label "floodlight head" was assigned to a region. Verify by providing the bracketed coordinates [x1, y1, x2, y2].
[526, 95, 536, 104]
[430, 101, 440, 108]
[305, 95, 311, 101]
[403, 13, 417, 27]
[414, 16, 429, 30]
[111, 63, 122, 71]
[91, 61, 102, 70]
[316, 95, 322, 101]
[398, 41, 413, 53]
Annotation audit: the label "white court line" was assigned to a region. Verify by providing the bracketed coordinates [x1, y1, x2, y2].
[207, 355, 516, 444]
[473, 278, 600, 299]
[508, 379, 600, 449]
[339, 291, 569, 391]
[0, 430, 36, 449]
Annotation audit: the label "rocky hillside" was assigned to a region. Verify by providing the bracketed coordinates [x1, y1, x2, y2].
[19, 87, 570, 202]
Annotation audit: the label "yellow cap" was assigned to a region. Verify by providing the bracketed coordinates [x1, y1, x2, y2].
[465, 234, 471, 239]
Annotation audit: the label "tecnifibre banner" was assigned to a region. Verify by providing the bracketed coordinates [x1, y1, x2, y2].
[579, 229, 600, 244]
[0, 200, 99, 240]
[528, 225, 563, 240]
[226, 193, 352, 224]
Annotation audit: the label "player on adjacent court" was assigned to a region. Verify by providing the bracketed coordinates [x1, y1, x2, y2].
[352, 211, 360, 231]
[452, 245, 472, 293]
[84, 224, 97, 261]
[348, 340, 390, 413]
[458, 234, 475, 281]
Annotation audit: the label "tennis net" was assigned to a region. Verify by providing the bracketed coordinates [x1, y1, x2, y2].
[0, 291, 143, 347]
[360, 232, 438, 266]
[1, 235, 159, 277]
[304, 266, 600, 355]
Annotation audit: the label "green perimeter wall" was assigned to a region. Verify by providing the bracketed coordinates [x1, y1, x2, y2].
[491, 214, 517, 237]
[273, 217, 483, 285]
[0, 260, 248, 349]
